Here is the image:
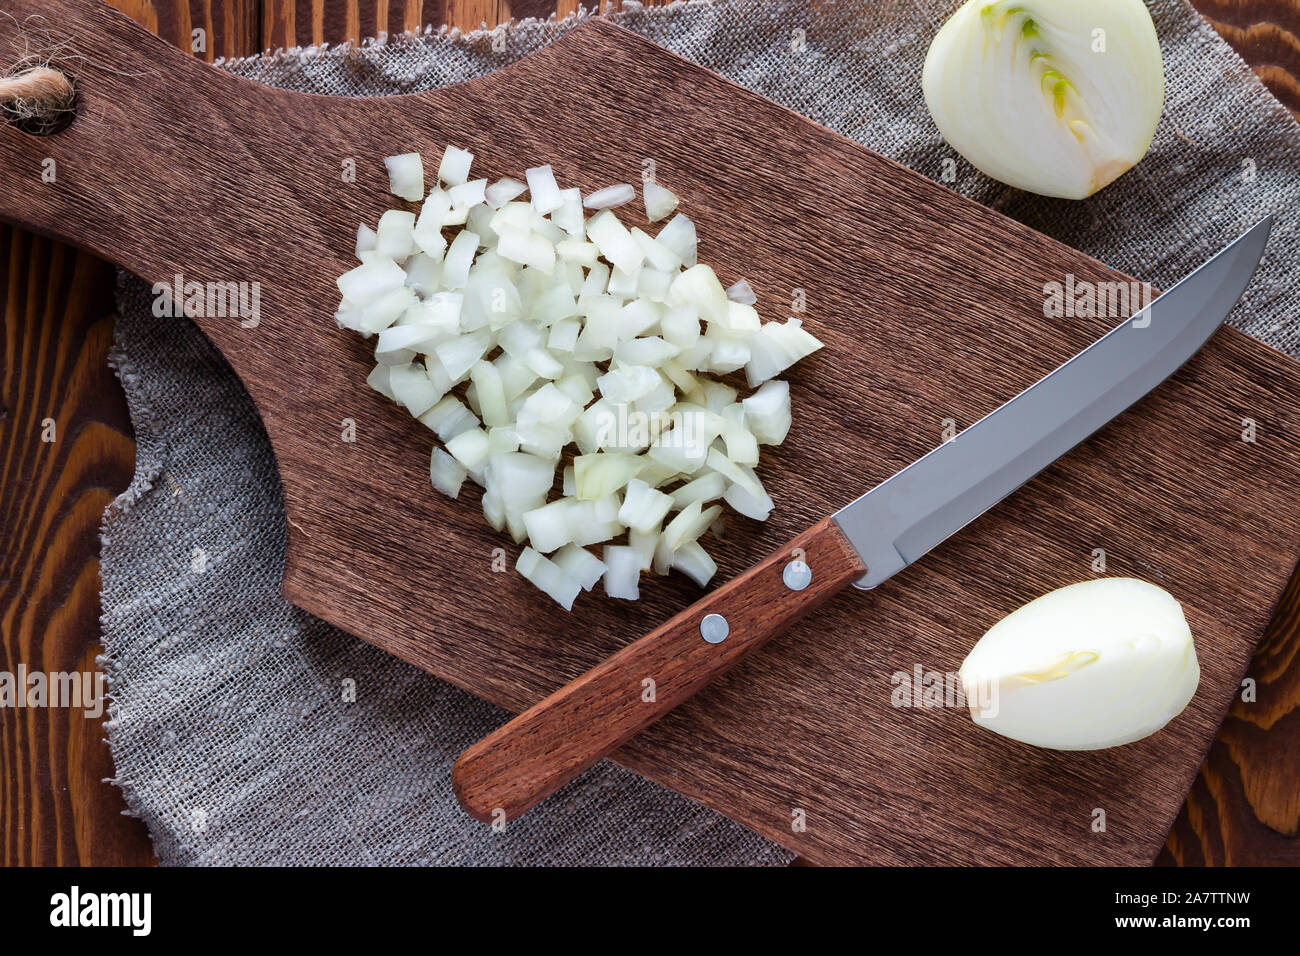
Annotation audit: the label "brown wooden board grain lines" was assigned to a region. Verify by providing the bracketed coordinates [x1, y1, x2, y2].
[0, 0, 1296, 867]
[453, 517, 869, 821]
[1195, 0, 1300, 118]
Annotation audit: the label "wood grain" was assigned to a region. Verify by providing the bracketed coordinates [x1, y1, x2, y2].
[453, 517, 866, 821]
[2, 0, 1295, 866]
[260, 0, 1300, 866]
[2, 0, 1297, 868]
[0, 0, 259, 869]
[1161, 560, 1300, 864]
[266, 0, 1300, 868]
[1195, 0, 1300, 119]
[0, 225, 153, 865]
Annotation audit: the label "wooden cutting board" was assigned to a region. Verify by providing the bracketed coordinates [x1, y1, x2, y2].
[3, 0, 1297, 865]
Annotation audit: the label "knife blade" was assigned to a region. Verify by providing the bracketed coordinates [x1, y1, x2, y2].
[837, 216, 1274, 588]
[452, 218, 1273, 823]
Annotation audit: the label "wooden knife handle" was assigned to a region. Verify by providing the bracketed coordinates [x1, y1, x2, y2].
[452, 516, 867, 822]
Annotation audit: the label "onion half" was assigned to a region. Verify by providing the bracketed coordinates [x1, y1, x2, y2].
[922, 0, 1164, 199]
[959, 578, 1199, 750]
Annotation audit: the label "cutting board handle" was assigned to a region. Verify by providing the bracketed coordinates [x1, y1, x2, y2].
[452, 517, 867, 822]
[0, 0, 249, 272]
[0, 0, 615, 305]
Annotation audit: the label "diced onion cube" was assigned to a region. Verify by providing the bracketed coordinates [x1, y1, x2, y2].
[439, 145, 474, 187]
[485, 177, 527, 209]
[525, 165, 564, 215]
[448, 178, 486, 209]
[670, 473, 727, 510]
[384, 152, 425, 201]
[525, 347, 564, 380]
[356, 223, 378, 257]
[551, 189, 586, 236]
[706, 447, 762, 500]
[663, 501, 722, 551]
[574, 452, 642, 500]
[430, 447, 467, 498]
[557, 240, 599, 267]
[630, 227, 681, 272]
[643, 181, 679, 222]
[338, 257, 405, 301]
[446, 427, 490, 473]
[548, 318, 580, 352]
[584, 184, 636, 209]
[745, 317, 824, 387]
[726, 279, 757, 305]
[441, 231, 480, 289]
[671, 540, 717, 586]
[668, 264, 729, 326]
[661, 306, 701, 348]
[720, 404, 760, 465]
[552, 544, 607, 591]
[435, 327, 493, 381]
[389, 362, 443, 416]
[470, 360, 509, 427]
[656, 213, 697, 267]
[523, 499, 574, 553]
[403, 253, 444, 296]
[722, 462, 773, 520]
[586, 209, 645, 275]
[517, 547, 581, 610]
[742, 380, 793, 445]
[618, 479, 673, 533]
[366, 364, 395, 400]
[418, 395, 478, 442]
[497, 229, 555, 274]
[596, 364, 661, 404]
[375, 209, 416, 261]
[489, 451, 554, 508]
[601, 546, 642, 600]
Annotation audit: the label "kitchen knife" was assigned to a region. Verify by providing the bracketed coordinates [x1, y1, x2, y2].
[452, 218, 1274, 823]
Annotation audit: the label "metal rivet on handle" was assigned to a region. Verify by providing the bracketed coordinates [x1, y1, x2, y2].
[700, 613, 730, 644]
[783, 559, 812, 591]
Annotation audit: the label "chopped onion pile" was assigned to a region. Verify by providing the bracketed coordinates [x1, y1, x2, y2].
[336, 148, 823, 609]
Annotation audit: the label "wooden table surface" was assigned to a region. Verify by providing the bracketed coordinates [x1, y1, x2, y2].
[1, 0, 1296, 867]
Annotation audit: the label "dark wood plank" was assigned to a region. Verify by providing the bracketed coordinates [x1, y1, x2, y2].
[1194, 0, 1300, 119]
[1161, 562, 1300, 864]
[263, 0, 472, 51]
[261, 0, 662, 53]
[1137, 0, 1300, 866]
[3, 0, 1296, 865]
[0, 0, 260, 868]
[4, 0, 1297, 868]
[266, 0, 1300, 869]
[110, 0, 258, 61]
[0, 226, 152, 865]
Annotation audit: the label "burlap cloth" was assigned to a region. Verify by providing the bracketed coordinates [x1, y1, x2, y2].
[101, 0, 1299, 865]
